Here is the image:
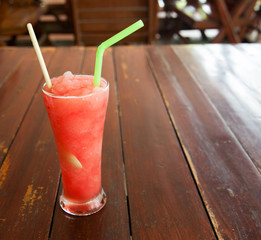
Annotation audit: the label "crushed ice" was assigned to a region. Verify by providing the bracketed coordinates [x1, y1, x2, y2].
[63, 71, 73, 77]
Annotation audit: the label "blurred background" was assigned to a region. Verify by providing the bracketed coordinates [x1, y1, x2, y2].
[0, 0, 261, 46]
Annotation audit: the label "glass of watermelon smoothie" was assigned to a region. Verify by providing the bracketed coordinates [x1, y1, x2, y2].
[42, 72, 109, 216]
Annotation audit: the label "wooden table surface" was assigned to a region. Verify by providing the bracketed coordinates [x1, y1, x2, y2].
[0, 44, 260, 239]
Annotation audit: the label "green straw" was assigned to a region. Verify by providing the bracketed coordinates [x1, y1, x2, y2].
[94, 20, 144, 86]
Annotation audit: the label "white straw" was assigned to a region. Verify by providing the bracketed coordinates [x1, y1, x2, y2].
[27, 23, 52, 89]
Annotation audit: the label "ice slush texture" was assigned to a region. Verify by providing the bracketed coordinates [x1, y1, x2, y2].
[43, 73, 109, 203]
[46, 71, 107, 97]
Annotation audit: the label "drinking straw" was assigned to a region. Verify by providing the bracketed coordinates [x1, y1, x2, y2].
[94, 20, 144, 86]
[27, 23, 52, 89]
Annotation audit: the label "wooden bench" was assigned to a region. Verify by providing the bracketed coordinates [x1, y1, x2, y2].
[0, 0, 46, 45]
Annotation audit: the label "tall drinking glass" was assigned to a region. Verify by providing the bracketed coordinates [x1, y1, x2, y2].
[42, 75, 109, 216]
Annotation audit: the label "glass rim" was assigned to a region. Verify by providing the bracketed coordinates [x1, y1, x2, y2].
[42, 75, 109, 99]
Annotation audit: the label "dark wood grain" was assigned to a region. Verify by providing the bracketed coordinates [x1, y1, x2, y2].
[0, 44, 260, 240]
[174, 44, 261, 172]
[0, 48, 28, 87]
[147, 45, 261, 240]
[76, 0, 148, 8]
[0, 48, 54, 164]
[78, 8, 147, 20]
[114, 46, 216, 239]
[71, 0, 157, 45]
[0, 47, 85, 239]
[49, 47, 130, 239]
[80, 33, 148, 46]
[80, 21, 148, 33]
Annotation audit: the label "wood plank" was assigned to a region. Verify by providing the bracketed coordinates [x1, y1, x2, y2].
[0, 47, 85, 239]
[114, 46, 216, 239]
[148, 0, 158, 43]
[71, 0, 152, 45]
[78, 8, 147, 20]
[0, 48, 54, 165]
[147, 45, 261, 239]
[174, 44, 261, 172]
[75, 0, 147, 9]
[50, 48, 130, 239]
[0, 48, 28, 87]
[79, 20, 148, 33]
[80, 33, 148, 46]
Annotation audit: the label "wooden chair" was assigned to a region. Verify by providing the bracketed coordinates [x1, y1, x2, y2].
[159, 0, 258, 43]
[211, 0, 257, 43]
[70, 0, 158, 46]
[0, 0, 47, 45]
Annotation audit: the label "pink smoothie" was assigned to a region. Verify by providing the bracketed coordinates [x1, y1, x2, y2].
[43, 72, 109, 203]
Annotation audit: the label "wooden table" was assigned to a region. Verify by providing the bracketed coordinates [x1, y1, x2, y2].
[0, 44, 260, 239]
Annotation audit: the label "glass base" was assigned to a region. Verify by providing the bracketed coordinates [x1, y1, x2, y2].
[59, 188, 107, 216]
